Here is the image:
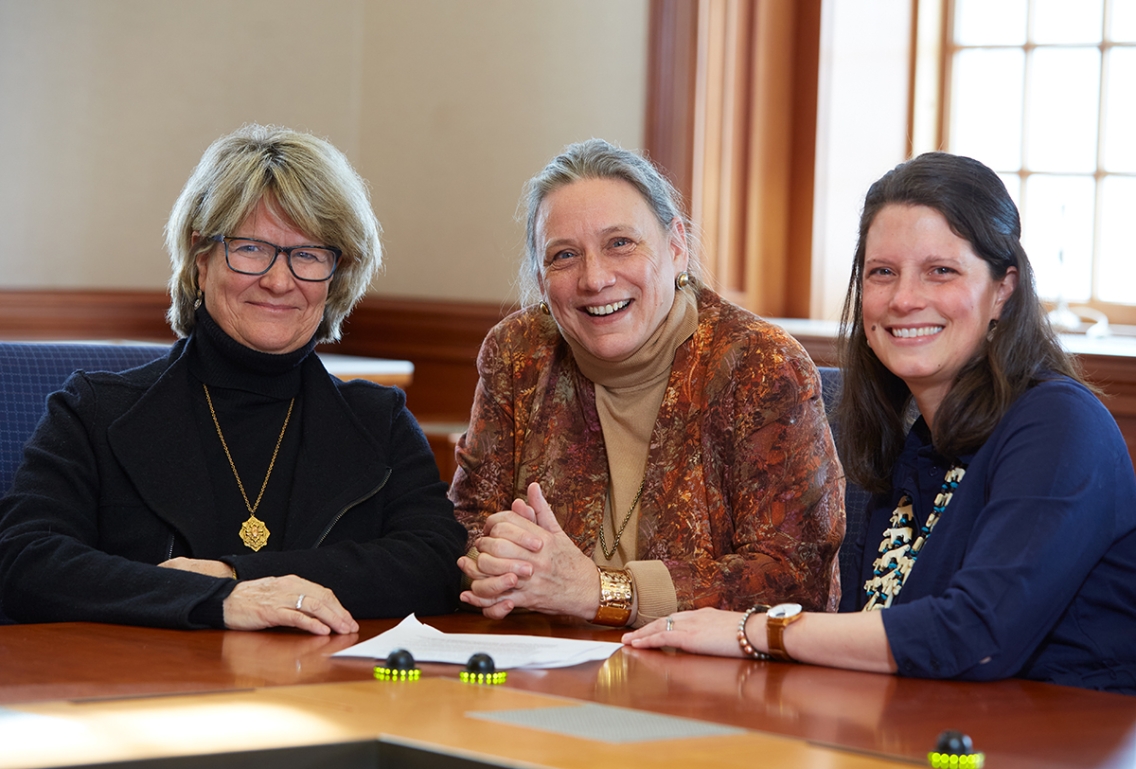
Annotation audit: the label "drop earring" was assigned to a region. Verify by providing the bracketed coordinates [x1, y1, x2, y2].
[539, 301, 551, 316]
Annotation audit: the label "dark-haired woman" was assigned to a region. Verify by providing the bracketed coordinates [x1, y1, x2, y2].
[625, 152, 1136, 694]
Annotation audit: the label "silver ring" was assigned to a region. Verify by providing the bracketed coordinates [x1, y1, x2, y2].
[665, 616, 674, 632]
[296, 594, 305, 611]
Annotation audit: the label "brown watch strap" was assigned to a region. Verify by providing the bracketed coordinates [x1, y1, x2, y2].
[766, 606, 804, 662]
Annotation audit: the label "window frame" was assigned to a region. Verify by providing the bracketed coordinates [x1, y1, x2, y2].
[937, 0, 1136, 327]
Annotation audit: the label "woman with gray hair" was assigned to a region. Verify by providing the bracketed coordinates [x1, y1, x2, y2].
[0, 125, 466, 633]
[451, 139, 844, 628]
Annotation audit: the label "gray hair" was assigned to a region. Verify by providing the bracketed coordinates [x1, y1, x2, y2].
[165, 124, 382, 342]
[519, 139, 700, 305]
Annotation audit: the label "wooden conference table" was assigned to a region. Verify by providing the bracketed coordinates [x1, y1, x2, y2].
[1, 614, 1133, 769]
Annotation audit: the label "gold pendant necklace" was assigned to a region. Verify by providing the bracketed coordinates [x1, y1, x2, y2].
[598, 477, 647, 561]
[203, 383, 294, 552]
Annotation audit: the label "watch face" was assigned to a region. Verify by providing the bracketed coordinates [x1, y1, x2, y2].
[768, 602, 803, 619]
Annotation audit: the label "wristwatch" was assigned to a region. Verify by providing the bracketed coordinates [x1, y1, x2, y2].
[765, 602, 803, 662]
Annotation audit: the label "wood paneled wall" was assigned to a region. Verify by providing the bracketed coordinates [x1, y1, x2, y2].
[0, 289, 508, 426]
[0, 290, 178, 344]
[3, 289, 1135, 470]
[330, 296, 512, 422]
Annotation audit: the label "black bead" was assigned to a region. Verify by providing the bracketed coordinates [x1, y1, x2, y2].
[385, 648, 416, 671]
[935, 730, 974, 755]
[466, 652, 496, 675]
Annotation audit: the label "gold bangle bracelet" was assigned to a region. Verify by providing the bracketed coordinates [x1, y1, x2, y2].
[593, 567, 633, 627]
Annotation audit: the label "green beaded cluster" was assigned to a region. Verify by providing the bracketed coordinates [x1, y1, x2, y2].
[373, 667, 421, 681]
[459, 671, 507, 685]
[927, 751, 984, 768]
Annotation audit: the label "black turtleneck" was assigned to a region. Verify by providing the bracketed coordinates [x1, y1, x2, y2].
[186, 306, 316, 559]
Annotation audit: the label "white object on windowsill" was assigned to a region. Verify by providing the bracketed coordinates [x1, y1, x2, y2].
[1048, 300, 1110, 338]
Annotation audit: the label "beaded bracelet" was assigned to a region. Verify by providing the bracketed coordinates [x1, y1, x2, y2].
[737, 605, 772, 660]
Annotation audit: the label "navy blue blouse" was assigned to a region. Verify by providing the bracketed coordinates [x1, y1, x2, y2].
[841, 377, 1136, 694]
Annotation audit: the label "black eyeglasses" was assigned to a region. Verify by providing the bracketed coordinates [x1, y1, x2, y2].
[212, 235, 341, 282]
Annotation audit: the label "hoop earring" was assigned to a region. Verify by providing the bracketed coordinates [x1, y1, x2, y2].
[987, 318, 998, 342]
[675, 272, 690, 289]
[539, 301, 551, 316]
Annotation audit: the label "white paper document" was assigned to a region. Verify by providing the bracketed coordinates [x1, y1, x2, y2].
[332, 615, 623, 669]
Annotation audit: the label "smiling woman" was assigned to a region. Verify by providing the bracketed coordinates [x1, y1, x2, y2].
[860, 204, 1017, 429]
[623, 153, 1136, 695]
[537, 176, 687, 363]
[0, 125, 467, 633]
[450, 139, 845, 630]
[195, 202, 335, 355]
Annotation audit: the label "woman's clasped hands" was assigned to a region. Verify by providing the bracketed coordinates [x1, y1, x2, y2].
[458, 482, 605, 621]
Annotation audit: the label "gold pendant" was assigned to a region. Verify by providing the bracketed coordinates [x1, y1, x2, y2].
[240, 515, 270, 552]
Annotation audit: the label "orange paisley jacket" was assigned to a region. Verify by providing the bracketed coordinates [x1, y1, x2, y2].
[449, 288, 845, 612]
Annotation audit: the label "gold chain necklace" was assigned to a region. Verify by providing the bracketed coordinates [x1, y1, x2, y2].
[598, 477, 647, 561]
[203, 383, 294, 552]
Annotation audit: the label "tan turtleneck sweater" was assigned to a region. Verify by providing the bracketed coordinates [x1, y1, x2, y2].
[561, 286, 699, 626]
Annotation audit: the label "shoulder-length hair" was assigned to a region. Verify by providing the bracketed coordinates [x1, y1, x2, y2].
[836, 152, 1082, 493]
[518, 138, 700, 306]
[166, 124, 382, 342]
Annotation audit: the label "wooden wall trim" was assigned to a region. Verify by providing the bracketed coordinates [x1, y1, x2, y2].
[0, 289, 177, 342]
[785, 0, 822, 319]
[0, 288, 511, 423]
[646, 0, 700, 206]
[651, 0, 821, 318]
[332, 295, 513, 422]
[334, 295, 512, 364]
[5, 288, 1136, 465]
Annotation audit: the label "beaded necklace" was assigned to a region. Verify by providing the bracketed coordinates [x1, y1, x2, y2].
[862, 464, 966, 611]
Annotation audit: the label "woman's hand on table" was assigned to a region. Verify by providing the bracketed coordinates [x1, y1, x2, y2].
[224, 575, 358, 635]
[622, 607, 747, 658]
[458, 482, 600, 621]
[160, 558, 356, 635]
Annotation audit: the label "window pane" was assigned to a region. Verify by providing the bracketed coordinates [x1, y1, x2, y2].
[1097, 176, 1136, 303]
[1025, 48, 1100, 172]
[999, 172, 1022, 207]
[1103, 48, 1136, 171]
[1112, 0, 1136, 41]
[1021, 174, 1095, 302]
[955, 0, 1027, 44]
[951, 49, 1024, 169]
[1032, 0, 1103, 44]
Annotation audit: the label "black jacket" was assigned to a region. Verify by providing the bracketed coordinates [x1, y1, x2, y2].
[0, 339, 465, 627]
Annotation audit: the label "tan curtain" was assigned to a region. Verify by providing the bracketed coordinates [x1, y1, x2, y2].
[647, 0, 821, 318]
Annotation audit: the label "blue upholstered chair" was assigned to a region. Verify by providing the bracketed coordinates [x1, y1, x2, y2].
[0, 342, 172, 496]
[816, 366, 872, 605]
